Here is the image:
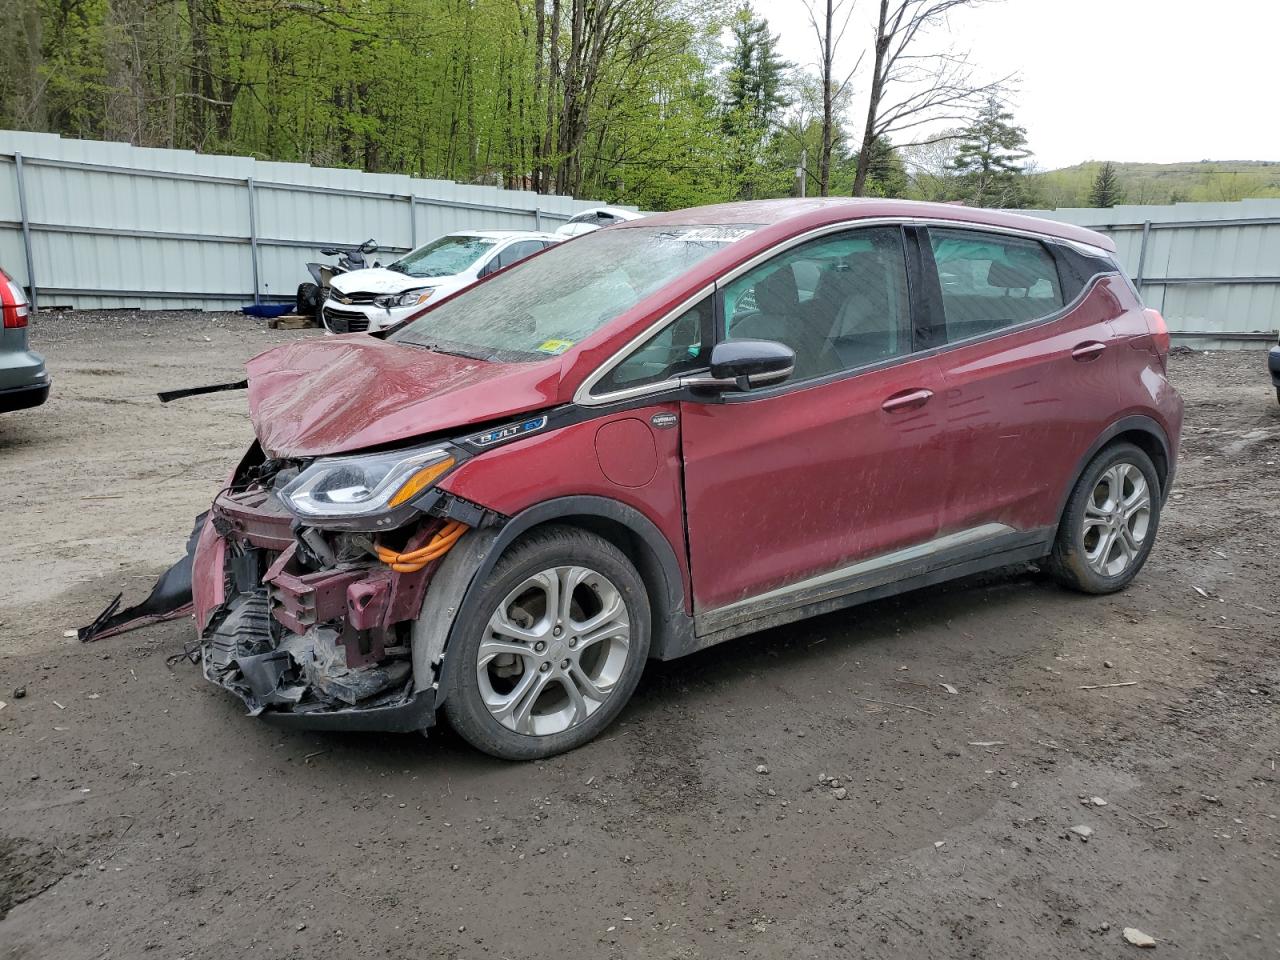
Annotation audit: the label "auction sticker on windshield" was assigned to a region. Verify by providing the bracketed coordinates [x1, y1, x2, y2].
[537, 339, 575, 355]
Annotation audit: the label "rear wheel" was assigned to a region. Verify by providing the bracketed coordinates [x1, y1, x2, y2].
[442, 526, 650, 760]
[1047, 442, 1161, 594]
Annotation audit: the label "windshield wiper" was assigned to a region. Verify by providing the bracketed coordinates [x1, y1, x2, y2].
[413, 342, 491, 362]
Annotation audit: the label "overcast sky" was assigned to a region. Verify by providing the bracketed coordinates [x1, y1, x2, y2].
[749, 0, 1277, 169]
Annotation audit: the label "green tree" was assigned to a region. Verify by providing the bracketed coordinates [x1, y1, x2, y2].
[851, 136, 907, 197]
[721, 4, 791, 198]
[951, 96, 1031, 207]
[1089, 161, 1124, 207]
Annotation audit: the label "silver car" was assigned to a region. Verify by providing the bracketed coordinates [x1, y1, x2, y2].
[0, 267, 50, 412]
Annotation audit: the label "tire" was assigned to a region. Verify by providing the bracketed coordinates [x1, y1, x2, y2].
[296, 282, 320, 316]
[1047, 442, 1162, 595]
[442, 525, 651, 760]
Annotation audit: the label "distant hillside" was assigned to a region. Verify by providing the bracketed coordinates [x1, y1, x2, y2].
[1031, 160, 1280, 208]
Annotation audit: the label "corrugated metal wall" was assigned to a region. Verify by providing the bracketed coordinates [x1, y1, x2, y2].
[3, 130, 1276, 342]
[1027, 199, 1280, 345]
[0, 131, 629, 310]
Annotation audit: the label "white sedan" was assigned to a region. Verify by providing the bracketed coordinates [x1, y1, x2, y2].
[322, 230, 561, 334]
[554, 206, 644, 237]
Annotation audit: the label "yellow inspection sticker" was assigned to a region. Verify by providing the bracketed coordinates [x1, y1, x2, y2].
[536, 339, 575, 355]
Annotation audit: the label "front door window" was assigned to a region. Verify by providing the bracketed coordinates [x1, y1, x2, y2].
[721, 226, 912, 381]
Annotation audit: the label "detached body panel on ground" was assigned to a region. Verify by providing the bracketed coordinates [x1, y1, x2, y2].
[191, 198, 1184, 757]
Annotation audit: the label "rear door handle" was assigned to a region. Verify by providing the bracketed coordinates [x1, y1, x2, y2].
[1071, 341, 1107, 362]
[881, 388, 934, 413]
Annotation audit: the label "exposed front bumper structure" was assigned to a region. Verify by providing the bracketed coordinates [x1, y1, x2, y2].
[195, 478, 478, 732]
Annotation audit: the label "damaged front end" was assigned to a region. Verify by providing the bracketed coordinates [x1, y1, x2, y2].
[197, 441, 490, 731]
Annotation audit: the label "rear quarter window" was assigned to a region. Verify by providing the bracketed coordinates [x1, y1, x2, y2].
[1050, 243, 1127, 303]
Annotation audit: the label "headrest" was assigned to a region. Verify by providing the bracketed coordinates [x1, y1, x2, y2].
[755, 266, 799, 314]
[987, 259, 1040, 289]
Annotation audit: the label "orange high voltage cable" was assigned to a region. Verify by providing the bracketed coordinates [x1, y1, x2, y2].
[375, 520, 468, 573]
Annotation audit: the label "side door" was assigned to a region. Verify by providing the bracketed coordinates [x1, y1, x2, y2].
[677, 225, 953, 622]
[920, 225, 1124, 538]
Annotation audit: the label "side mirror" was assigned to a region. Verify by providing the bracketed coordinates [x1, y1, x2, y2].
[686, 339, 795, 392]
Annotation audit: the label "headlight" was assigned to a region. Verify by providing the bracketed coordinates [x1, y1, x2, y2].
[278, 445, 458, 529]
[375, 287, 434, 309]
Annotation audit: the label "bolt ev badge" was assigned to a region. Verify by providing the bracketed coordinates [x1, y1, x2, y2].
[468, 415, 549, 447]
[650, 412, 678, 429]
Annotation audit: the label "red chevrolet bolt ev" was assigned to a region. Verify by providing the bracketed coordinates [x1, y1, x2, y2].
[194, 198, 1183, 759]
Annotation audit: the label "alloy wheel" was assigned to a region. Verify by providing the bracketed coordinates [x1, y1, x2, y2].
[1081, 462, 1152, 577]
[476, 565, 632, 736]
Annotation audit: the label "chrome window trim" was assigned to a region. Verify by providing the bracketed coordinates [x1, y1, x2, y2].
[574, 283, 716, 406]
[575, 215, 1113, 408]
[920, 269, 1117, 360]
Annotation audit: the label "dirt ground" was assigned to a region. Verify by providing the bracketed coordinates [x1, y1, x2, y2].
[1, 311, 1277, 960]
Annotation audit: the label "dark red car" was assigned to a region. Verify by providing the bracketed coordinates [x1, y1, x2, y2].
[194, 198, 1182, 758]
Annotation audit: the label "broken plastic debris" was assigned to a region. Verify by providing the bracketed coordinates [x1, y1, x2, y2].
[78, 512, 206, 642]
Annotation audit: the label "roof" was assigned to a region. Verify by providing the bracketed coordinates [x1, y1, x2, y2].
[623, 198, 1116, 252]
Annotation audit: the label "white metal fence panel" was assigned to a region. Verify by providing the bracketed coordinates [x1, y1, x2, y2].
[3, 129, 1275, 343]
[0, 131, 625, 310]
[1027, 199, 1280, 344]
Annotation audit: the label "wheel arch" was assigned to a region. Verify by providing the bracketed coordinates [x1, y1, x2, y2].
[421, 496, 695, 719]
[1053, 415, 1172, 536]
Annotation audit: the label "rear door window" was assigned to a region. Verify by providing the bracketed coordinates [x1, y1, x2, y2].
[929, 229, 1064, 342]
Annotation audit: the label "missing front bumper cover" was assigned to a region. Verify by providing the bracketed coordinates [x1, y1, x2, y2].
[202, 590, 415, 721]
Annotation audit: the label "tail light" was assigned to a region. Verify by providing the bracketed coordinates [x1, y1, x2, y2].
[1143, 308, 1170, 369]
[1, 275, 29, 329]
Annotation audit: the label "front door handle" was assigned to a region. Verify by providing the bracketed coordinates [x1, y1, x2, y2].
[1071, 341, 1107, 362]
[881, 388, 934, 413]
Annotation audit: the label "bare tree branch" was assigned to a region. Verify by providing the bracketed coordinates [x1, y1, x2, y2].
[851, 0, 1014, 196]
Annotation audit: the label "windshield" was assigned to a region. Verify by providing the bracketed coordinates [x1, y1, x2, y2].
[390, 225, 756, 361]
[389, 235, 498, 278]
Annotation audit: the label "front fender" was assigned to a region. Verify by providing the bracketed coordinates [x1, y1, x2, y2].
[419, 495, 697, 712]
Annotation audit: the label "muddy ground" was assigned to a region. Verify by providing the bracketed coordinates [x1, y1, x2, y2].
[1, 311, 1277, 960]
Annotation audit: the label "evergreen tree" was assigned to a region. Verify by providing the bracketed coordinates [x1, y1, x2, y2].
[951, 97, 1032, 207]
[722, 4, 791, 198]
[852, 136, 908, 198]
[1089, 161, 1124, 207]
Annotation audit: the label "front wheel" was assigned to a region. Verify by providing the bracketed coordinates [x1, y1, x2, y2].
[1047, 442, 1162, 594]
[442, 526, 650, 760]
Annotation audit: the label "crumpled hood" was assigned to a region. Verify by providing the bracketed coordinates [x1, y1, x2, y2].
[245, 336, 562, 459]
[329, 267, 442, 297]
